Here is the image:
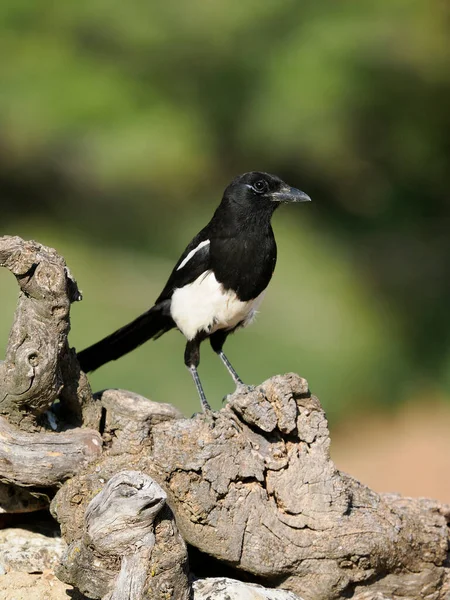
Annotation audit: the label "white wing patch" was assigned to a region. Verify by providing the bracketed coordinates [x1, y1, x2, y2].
[176, 239, 210, 271]
[171, 271, 266, 341]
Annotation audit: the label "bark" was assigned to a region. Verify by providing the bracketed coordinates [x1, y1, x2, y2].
[51, 378, 450, 600]
[0, 415, 102, 487]
[0, 235, 88, 428]
[55, 471, 190, 600]
[0, 236, 101, 506]
[1, 235, 450, 600]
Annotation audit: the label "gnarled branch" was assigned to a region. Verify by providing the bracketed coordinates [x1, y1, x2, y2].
[56, 471, 190, 600]
[52, 376, 450, 600]
[0, 235, 101, 509]
[0, 235, 88, 428]
[1, 235, 450, 600]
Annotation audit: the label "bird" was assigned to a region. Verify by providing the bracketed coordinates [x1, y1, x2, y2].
[77, 171, 311, 411]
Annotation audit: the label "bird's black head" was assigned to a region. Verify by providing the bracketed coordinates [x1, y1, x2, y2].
[223, 172, 311, 212]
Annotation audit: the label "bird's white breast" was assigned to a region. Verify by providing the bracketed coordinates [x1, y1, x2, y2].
[170, 272, 266, 341]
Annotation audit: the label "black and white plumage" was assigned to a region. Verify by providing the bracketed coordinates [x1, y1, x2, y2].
[77, 172, 311, 410]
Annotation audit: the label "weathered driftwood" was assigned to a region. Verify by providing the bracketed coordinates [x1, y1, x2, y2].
[0, 415, 102, 487]
[0, 236, 87, 428]
[95, 388, 183, 454]
[2, 235, 450, 600]
[52, 376, 450, 600]
[0, 236, 103, 511]
[55, 468, 305, 600]
[56, 471, 189, 600]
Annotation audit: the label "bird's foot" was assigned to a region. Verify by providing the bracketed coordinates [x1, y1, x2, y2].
[200, 397, 212, 412]
[192, 405, 217, 427]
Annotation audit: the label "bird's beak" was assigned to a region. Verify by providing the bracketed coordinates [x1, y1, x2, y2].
[271, 185, 312, 203]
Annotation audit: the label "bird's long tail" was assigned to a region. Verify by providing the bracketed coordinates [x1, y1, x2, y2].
[77, 304, 174, 372]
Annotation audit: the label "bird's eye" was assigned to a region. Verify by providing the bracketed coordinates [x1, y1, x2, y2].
[253, 180, 268, 193]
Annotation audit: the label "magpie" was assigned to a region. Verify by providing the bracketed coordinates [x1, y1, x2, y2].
[77, 172, 311, 411]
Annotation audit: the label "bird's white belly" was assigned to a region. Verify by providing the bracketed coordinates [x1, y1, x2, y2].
[171, 271, 265, 341]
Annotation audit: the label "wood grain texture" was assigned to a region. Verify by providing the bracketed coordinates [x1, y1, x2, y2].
[56, 471, 189, 600]
[0, 236, 85, 428]
[53, 376, 450, 600]
[2, 235, 450, 600]
[0, 235, 100, 510]
[0, 415, 102, 487]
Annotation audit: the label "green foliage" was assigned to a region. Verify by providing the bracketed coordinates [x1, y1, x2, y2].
[0, 0, 449, 418]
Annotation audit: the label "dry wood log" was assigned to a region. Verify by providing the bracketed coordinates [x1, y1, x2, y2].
[54, 469, 304, 600]
[0, 235, 102, 513]
[95, 388, 184, 454]
[56, 470, 190, 600]
[2, 235, 450, 600]
[52, 375, 450, 600]
[0, 415, 102, 487]
[0, 235, 91, 428]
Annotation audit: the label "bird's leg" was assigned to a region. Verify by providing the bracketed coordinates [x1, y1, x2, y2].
[184, 338, 211, 412]
[209, 331, 243, 386]
[218, 351, 243, 385]
[188, 366, 210, 411]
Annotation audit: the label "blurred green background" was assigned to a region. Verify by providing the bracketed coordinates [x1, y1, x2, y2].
[1, 0, 449, 420]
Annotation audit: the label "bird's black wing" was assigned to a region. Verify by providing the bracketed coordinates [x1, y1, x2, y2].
[155, 229, 212, 304]
[78, 229, 213, 372]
